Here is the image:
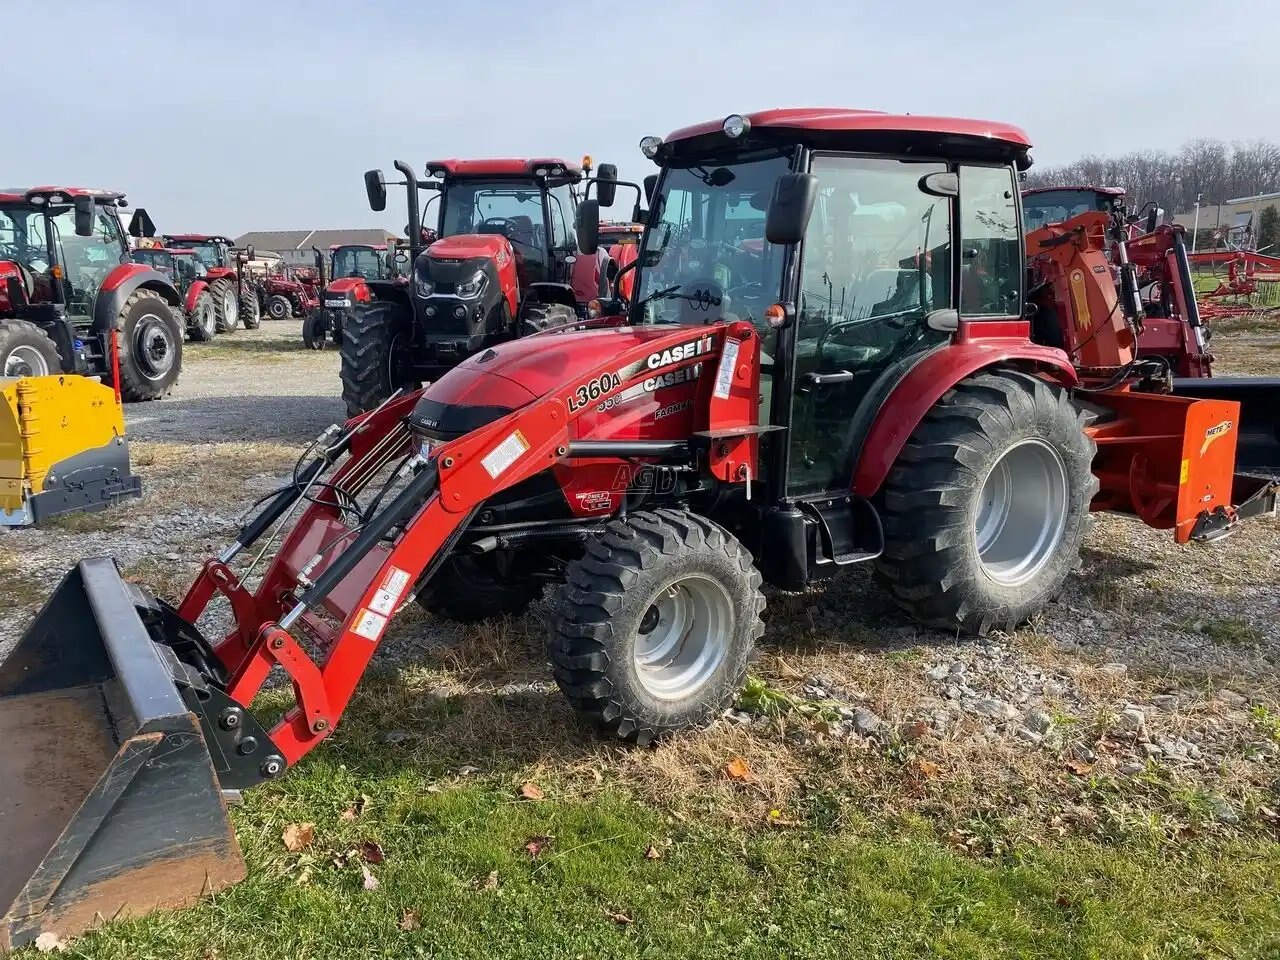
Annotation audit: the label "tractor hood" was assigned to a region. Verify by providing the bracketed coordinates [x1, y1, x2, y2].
[408, 324, 700, 439]
[426, 234, 513, 263]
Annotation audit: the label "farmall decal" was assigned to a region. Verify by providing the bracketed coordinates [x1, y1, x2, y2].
[1200, 420, 1233, 455]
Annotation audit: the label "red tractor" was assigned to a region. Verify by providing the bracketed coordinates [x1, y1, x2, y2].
[569, 220, 643, 304]
[158, 233, 262, 332]
[259, 264, 319, 321]
[130, 246, 220, 341]
[1023, 185, 1213, 378]
[302, 241, 407, 350]
[0, 187, 184, 399]
[339, 156, 619, 415]
[4, 109, 1279, 947]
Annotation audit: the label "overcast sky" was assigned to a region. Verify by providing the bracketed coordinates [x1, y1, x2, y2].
[8, 0, 1274, 236]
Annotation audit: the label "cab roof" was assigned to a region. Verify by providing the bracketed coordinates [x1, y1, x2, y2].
[424, 158, 582, 180]
[0, 186, 125, 203]
[163, 234, 233, 244]
[1023, 185, 1125, 197]
[660, 108, 1032, 164]
[330, 243, 387, 251]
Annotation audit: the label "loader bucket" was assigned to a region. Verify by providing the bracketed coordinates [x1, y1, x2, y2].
[1171, 377, 1280, 475]
[0, 558, 247, 951]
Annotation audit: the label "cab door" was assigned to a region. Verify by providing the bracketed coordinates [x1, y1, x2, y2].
[784, 154, 955, 498]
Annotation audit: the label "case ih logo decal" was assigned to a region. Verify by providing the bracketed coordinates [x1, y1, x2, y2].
[597, 364, 703, 413]
[1200, 420, 1233, 455]
[645, 337, 713, 371]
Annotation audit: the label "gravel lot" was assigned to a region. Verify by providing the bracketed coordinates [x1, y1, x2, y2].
[2, 316, 1278, 839]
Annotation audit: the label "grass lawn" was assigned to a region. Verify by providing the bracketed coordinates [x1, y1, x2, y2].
[66, 674, 1280, 960]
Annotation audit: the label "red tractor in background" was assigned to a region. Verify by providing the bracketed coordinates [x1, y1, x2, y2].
[158, 233, 262, 331]
[302, 241, 408, 350]
[0, 187, 184, 399]
[259, 264, 320, 320]
[339, 155, 619, 415]
[570, 220, 643, 304]
[130, 246, 220, 341]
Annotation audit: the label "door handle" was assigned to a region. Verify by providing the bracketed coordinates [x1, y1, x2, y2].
[804, 370, 854, 386]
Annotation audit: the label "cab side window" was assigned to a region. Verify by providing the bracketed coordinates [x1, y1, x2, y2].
[959, 165, 1021, 317]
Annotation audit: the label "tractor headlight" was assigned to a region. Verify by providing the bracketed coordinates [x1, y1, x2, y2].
[456, 271, 486, 298]
[639, 136, 663, 159]
[413, 273, 434, 298]
[722, 114, 750, 138]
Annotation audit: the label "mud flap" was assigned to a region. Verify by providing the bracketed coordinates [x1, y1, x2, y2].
[0, 559, 267, 950]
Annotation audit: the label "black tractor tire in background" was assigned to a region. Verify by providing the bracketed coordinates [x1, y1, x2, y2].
[873, 369, 1097, 635]
[266, 295, 292, 321]
[340, 301, 400, 417]
[0, 319, 62, 377]
[519, 301, 577, 337]
[211, 278, 240, 333]
[187, 290, 218, 342]
[112, 289, 184, 401]
[550, 509, 765, 745]
[418, 556, 544, 624]
[302, 310, 328, 350]
[240, 284, 262, 329]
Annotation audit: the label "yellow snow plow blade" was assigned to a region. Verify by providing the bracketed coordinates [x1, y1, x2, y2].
[0, 375, 140, 526]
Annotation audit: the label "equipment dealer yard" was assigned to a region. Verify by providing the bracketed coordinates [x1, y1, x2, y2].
[3, 319, 1279, 958]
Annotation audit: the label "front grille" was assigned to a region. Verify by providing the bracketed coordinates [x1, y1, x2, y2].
[421, 300, 469, 335]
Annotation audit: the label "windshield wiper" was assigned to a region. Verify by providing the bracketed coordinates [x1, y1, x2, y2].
[632, 284, 683, 312]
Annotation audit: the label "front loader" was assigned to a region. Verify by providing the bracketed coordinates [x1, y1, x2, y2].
[2, 107, 1278, 949]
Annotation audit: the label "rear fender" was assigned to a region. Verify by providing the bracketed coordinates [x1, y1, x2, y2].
[850, 328, 1077, 497]
[183, 278, 209, 315]
[93, 266, 181, 335]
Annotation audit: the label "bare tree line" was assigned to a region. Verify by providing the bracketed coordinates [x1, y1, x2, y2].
[1024, 139, 1280, 212]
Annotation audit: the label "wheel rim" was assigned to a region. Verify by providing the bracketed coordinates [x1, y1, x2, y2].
[223, 288, 238, 326]
[974, 439, 1069, 586]
[270, 299, 286, 318]
[133, 314, 177, 380]
[634, 574, 733, 700]
[200, 301, 215, 333]
[4, 345, 50, 377]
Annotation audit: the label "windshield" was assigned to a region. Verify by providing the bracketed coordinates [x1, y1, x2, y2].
[1022, 189, 1112, 232]
[332, 246, 384, 279]
[632, 148, 790, 326]
[132, 249, 173, 273]
[178, 241, 225, 269]
[2, 202, 123, 311]
[440, 180, 547, 255]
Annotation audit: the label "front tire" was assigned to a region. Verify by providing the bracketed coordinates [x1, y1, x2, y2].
[240, 284, 262, 329]
[112, 289, 184, 401]
[266, 295, 292, 321]
[519, 301, 576, 337]
[0, 319, 62, 377]
[187, 290, 217, 342]
[550, 509, 765, 744]
[873, 369, 1097, 635]
[302, 310, 328, 350]
[339, 302, 401, 417]
[211, 279, 240, 333]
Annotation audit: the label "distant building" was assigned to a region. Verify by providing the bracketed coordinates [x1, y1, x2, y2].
[1171, 191, 1280, 246]
[233, 228, 400, 267]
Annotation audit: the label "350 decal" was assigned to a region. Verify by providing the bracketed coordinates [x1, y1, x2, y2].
[568, 372, 622, 412]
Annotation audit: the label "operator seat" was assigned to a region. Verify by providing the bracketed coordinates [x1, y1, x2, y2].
[507, 215, 536, 250]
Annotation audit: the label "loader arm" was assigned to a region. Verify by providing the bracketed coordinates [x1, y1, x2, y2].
[181, 320, 762, 770]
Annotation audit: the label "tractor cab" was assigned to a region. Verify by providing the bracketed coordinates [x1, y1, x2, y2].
[159, 233, 261, 331]
[0, 187, 184, 398]
[1022, 185, 1125, 232]
[331, 243, 391, 280]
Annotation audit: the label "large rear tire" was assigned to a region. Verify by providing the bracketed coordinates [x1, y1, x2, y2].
[418, 556, 543, 624]
[187, 290, 217, 342]
[113, 289, 184, 401]
[873, 369, 1097, 635]
[339, 302, 400, 417]
[211, 279, 240, 333]
[266, 295, 292, 321]
[240, 284, 262, 329]
[550, 509, 764, 744]
[0, 319, 62, 377]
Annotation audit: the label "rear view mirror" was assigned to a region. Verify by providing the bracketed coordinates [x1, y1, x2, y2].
[596, 163, 618, 207]
[576, 199, 600, 255]
[364, 169, 387, 212]
[765, 173, 818, 245]
[643, 174, 657, 203]
[73, 196, 95, 237]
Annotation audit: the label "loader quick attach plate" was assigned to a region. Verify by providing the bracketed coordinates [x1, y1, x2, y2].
[0, 559, 265, 951]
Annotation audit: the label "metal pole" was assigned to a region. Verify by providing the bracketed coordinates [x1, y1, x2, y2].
[1192, 193, 1202, 253]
